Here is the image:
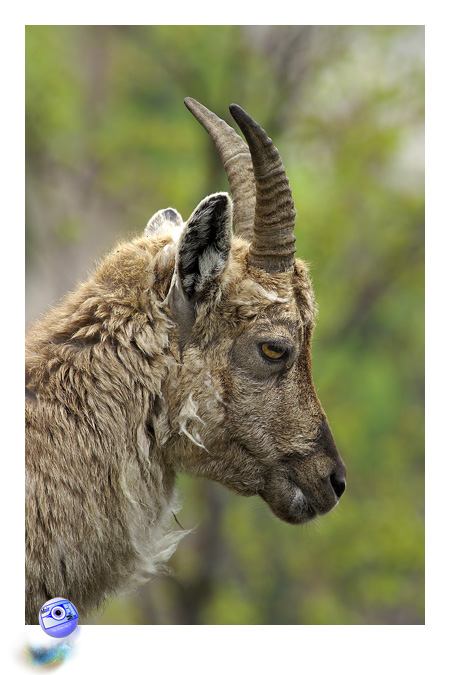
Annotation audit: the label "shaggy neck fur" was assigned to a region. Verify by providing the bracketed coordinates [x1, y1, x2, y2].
[25, 227, 190, 624]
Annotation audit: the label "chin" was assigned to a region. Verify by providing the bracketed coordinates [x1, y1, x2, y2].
[261, 485, 318, 525]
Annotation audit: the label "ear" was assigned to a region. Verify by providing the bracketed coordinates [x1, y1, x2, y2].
[145, 207, 183, 236]
[177, 192, 233, 299]
[165, 193, 233, 349]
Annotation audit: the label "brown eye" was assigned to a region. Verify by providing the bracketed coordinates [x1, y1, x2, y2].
[261, 343, 287, 360]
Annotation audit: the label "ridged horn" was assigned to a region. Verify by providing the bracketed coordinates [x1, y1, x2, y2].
[229, 104, 297, 272]
[184, 97, 255, 241]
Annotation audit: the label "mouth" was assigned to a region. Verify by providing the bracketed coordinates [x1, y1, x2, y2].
[260, 476, 339, 525]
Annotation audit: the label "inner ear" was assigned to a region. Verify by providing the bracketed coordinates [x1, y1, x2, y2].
[177, 192, 233, 299]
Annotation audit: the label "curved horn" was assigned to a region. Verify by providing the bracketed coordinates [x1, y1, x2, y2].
[229, 104, 297, 272]
[184, 97, 255, 241]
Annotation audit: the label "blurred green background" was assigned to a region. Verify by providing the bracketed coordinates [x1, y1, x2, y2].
[25, 25, 424, 625]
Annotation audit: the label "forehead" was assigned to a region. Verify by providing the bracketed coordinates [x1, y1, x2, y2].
[224, 249, 316, 328]
[254, 307, 302, 334]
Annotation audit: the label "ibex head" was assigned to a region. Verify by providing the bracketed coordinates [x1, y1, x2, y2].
[25, 97, 347, 623]
[150, 99, 346, 524]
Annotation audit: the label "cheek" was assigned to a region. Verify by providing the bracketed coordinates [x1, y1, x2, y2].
[223, 377, 285, 458]
[222, 362, 321, 453]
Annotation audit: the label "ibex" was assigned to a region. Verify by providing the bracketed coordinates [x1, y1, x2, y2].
[25, 99, 346, 624]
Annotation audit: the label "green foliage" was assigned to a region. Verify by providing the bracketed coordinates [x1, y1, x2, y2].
[26, 25, 424, 625]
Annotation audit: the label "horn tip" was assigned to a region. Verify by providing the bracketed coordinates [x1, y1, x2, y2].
[229, 103, 244, 120]
[229, 104, 258, 131]
[184, 97, 217, 124]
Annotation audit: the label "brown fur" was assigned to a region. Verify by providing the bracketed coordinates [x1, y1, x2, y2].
[26, 198, 345, 624]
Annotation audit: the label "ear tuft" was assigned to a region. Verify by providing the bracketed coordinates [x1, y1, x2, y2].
[177, 193, 233, 299]
[145, 207, 183, 236]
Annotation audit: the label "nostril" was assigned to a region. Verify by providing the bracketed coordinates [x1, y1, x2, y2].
[330, 473, 346, 500]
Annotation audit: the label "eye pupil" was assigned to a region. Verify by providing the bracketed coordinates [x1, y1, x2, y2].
[261, 343, 286, 360]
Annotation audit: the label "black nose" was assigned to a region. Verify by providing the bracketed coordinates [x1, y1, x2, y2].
[330, 473, 346, 499]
